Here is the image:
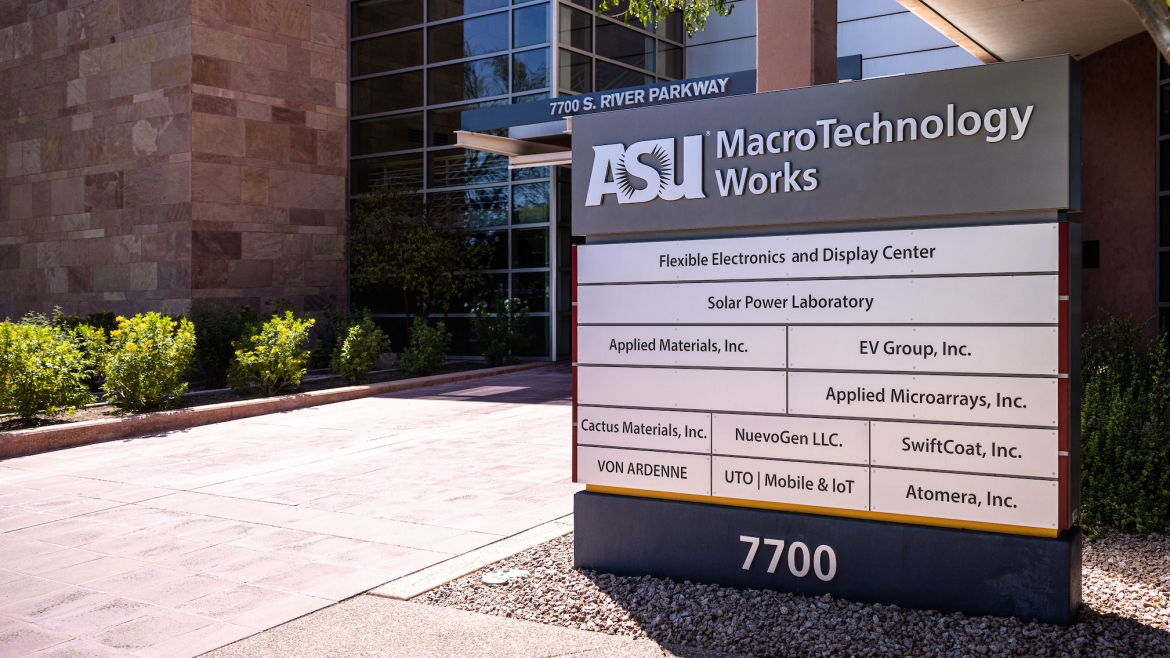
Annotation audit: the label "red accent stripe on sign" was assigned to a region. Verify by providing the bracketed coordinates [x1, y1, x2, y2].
[1059, 222, 1069, 297]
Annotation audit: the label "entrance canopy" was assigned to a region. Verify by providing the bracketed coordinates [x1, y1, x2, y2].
[456, 70, 756, 169]
[897, 0, 1145, 63]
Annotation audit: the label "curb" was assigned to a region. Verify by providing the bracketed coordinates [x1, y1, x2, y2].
[0, 361, 553, 461]
[369, 514, 574, 600]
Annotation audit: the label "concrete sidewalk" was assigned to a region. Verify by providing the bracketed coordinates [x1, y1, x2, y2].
[203, 596, 720, 658]
[0, 364, 578, 657]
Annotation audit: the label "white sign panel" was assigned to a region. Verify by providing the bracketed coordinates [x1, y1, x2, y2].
[578, 446, 711, 495]
[578, 366, 787, 413]
[870, 468, 1058, 529]
[712, 414, 869, 465]
[787, 371, 1058, 426]
[573, 223, 1066, 533]
[577, 223, 1059, 283]
[577, 276, 1058, 325]
[788, 326, 1059, 375]
[577, 406, 711, 453]
[712, 456, 870, 511]
[577, 325, 787, 368]
[870, 422, 1058, 478]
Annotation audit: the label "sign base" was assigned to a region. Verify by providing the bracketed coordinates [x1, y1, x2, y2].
[573, 491, 1081, 625]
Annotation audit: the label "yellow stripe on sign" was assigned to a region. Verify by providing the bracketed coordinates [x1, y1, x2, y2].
[583, 484, 1061, 539]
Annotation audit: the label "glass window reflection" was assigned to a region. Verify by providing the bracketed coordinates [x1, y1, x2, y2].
[429, 148, 509, 187]
[428, 100, 506, 147]
[513, 3, 548, 48]
[559, 48, 591, 93]
[512, 272, 549, 311]
[428, 56, 509, 104]
[352, 0, 423, 37]
[351, 153, 425, 194]
[558, 5, 591, 51]
[352, 70, 424, 116]
[596, 20, 654, 71]
[512, 48, 549, 92]
[657, 41, 682, 78]
[512, 227, 549, 268]
[352, 112, 425, 156]
[428, 0, 507, 21]
[429, 13, 510, 63]
[512, 182, 549, 223]
[352, 30, 423, 76]
[596, 60, 652, 91]
[429, 187, 509, 227]
[469, 230, 509, 270]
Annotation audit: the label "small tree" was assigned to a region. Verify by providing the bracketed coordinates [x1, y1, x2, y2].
[599, 0, 731, 37]
[473, 298, 531, 366]
[349, 185, 492, 322]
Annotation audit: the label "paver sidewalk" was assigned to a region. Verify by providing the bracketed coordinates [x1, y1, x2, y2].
[0, 365, 578, 658]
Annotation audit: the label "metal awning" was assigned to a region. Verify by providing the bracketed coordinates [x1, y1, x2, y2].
[455, 127, 572, 169]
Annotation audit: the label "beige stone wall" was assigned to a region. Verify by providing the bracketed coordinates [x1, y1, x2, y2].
[0, 0, 347, 320]
[187, 0, 347, 314]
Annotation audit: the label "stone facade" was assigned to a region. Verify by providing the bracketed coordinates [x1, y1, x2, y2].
[0, 0, 347, 320]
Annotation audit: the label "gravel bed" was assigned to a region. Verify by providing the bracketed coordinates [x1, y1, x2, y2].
[419, 532, 1170, 657]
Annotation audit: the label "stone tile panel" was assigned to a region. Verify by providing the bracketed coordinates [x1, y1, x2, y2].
[289, 125, 315, 164]
[192, 230, 242, 260]
[191, 161, 242, 205]
[192, 54, 232, 88]
[193, 24, 248, 63]
[247, 38, 286, 71]
[240, 165, 268, 205]
[243, 119, 287, 161]
[192, 111, 245, 156]
[193, 93, 237, 116]
[230, 61, 271, 95]
[226, 258, 272, 288]
[241, 231, 282, 260]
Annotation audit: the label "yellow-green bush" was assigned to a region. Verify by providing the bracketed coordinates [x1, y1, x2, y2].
[94, 313, 196, 411]
[331, 313, 389, 384]
[0, 321, 94, 419]
[228, 311, 315, 396]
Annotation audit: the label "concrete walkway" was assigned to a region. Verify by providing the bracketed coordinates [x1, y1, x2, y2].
[0, 365, 577, 658]
[203, 596, 723, 658]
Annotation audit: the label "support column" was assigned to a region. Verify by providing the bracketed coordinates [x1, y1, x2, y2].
[756, 0, 838, 92]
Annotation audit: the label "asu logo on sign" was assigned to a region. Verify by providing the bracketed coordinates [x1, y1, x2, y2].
[585, 135, 706, 206]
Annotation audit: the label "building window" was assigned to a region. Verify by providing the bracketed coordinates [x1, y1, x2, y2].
[553, 0, 685, 95]
[349, 0, 557, 358]
[348, 0, 685, 358]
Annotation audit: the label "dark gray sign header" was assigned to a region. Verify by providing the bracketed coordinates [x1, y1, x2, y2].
[572, 57, 1080, 237]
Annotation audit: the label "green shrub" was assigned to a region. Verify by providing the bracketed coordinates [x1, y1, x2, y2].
[0, 321, 94, 419]
[189, 300, 258, 388]
[397, 317, 450, 378]
[331, 313, 389, 384]
[473, 298, 531, 366]
[228, 311, 315, 396]
[96, 313, 196, 411]
[1080, 315, 1170, 534]
[311, 306, 359, 369]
